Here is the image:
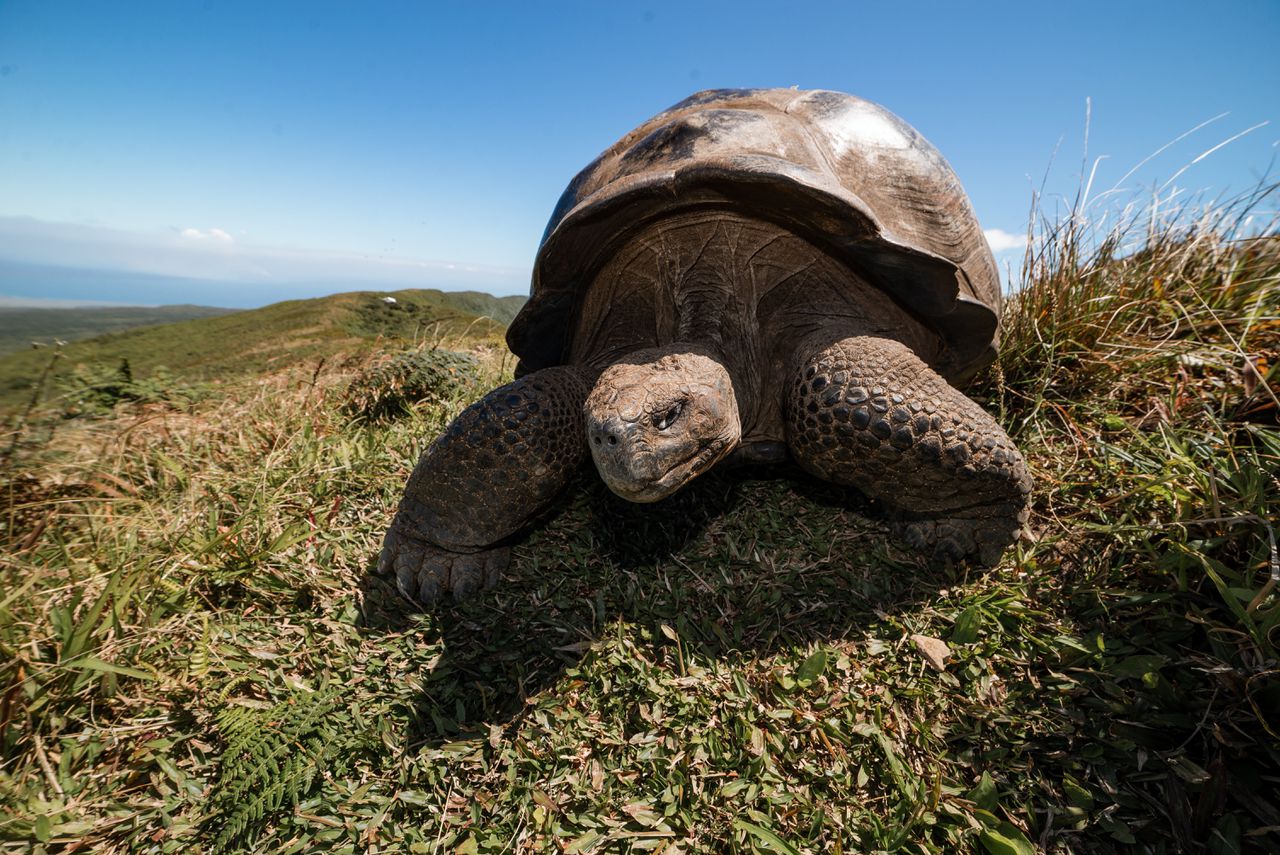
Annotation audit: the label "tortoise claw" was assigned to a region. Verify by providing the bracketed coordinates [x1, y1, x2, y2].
[893, 502, 1026, 568]
[377, 528, 509, 607]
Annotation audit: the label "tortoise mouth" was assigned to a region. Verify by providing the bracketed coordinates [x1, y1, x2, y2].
[601, 434, 736, 503]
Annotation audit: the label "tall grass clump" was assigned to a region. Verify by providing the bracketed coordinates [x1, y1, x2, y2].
[969, 178, 1280, 850]
[992, 180, 1279, 655]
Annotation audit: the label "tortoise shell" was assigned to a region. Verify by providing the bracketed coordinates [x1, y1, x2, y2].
[507, 88, 1003, 383]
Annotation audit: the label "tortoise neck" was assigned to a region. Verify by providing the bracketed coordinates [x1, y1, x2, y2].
[642, 210, 764, 361]
[672, 278, 735, 356]
[611, 210, 800, 424]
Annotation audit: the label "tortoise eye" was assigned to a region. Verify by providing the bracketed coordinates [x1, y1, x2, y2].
[654, 402, 683, 431]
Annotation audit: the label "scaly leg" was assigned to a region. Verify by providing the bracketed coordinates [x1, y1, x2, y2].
[785, 335, 1031, 565]
[377, 365, 594, 604]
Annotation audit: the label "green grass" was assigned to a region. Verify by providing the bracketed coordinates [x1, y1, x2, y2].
[0, 185, 1277, 853]
[0, 289, 525, 410]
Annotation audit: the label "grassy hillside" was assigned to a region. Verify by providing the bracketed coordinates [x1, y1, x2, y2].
[0, 305, 239, 356]
[1, 188, 1277, 852]
[0, 289, 525, 410]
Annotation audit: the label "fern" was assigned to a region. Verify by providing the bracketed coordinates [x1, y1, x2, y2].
[203, 686, 364, 852]
[57, 358, 204, 417]
[341, 348, 477, 421]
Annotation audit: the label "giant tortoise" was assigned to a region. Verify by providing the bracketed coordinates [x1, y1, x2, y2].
[378, 88, 1032, 605]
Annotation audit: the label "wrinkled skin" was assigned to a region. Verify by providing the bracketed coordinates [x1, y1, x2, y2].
[584, 348, 740, 503]
[376, 212, 1032, 607]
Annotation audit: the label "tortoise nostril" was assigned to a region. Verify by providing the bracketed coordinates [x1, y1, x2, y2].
[607, 435, 618, 446]
[592, 436, 602, 446]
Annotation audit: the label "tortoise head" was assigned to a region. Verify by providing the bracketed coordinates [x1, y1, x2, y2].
[584, 347, 740, 503]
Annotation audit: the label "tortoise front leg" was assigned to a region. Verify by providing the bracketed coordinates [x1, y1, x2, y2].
[784, 335, 1031, 565]
[378, 365, 594, 605]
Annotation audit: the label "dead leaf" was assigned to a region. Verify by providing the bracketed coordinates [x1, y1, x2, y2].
[1242, 354, 1267, 398]
[590, 758, 604, 792]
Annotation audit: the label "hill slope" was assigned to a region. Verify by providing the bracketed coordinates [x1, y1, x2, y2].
[0, 304, 238, 355]
[0, 288, 525, 409]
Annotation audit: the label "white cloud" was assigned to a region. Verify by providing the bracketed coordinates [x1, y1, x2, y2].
[984, 228, 1028, 253]
[180, 226, 234, 242]
[0, 216, 528, 297]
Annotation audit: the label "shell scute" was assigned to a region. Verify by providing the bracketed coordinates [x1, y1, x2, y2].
[511, 88, 1002, 382]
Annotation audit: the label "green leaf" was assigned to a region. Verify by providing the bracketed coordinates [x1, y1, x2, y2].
[793, 648, 827, 687]
[952, 607, 984, 644]
[1196, 553, 1261, 641]
[154, 754, 185, 787]
[1053, 635, 1092, 654]
[48, 819, 96, 837]
[266, 520, 313, 555]
[1062, 776, 1094, 811]
[874, 732, 916, 800]
[978, 821, 1036, 855]
[66, 655, 154, 680]
[734, 818, 802, 855]
[1098, 813, 1136, 844]
[565, 831, 604, 854]
[62, 562, 132, 664]
[1208, 813, 1242, 855]
[968, 771, 998, 812]
[1166, 754, 1211, 783]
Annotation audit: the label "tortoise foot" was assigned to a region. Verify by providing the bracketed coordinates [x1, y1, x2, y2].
[893, 503, 1026, 567]
[785, 335, 1032, 568]
[377, 528, 510, 606]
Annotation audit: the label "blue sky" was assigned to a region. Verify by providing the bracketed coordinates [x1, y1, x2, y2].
[1, 0, 1277, 307]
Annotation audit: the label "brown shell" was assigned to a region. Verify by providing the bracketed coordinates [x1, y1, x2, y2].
[508, 88, 1003, 382]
